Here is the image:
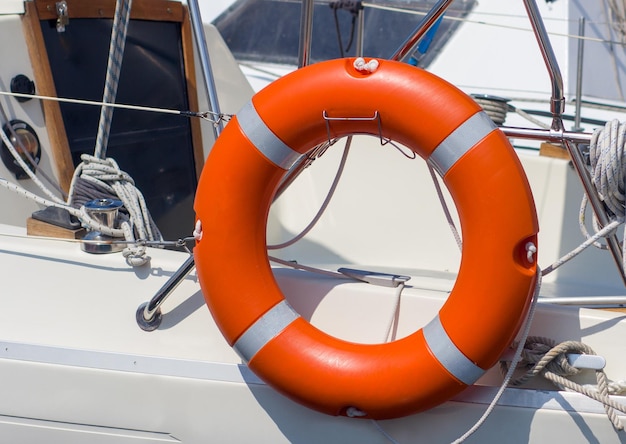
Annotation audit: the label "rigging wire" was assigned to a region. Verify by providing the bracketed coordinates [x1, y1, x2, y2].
[363, 1, 626, 47]
[0, 90, 230, 126]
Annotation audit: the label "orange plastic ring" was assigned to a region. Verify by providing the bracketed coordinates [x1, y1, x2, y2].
[194, 58, 538, 419]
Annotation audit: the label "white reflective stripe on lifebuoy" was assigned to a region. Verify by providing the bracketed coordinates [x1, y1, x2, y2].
[422, 315, 484, 385]
[237, 101, 302, 170]
[233, 300, 300, 363]
[428, 111, 497, 177]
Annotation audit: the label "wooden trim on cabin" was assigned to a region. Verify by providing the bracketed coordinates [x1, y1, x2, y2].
[22, 1, 74, 192]
[34, 0, 184, 22]
[181, 6, 205, 178]
[25, 0, 205, 189]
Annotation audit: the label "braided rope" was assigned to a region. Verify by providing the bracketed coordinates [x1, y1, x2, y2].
[603, 379, 626, 395]
[589, 119, 626, 221]
[501, 336, 625, 430]
[68, 155, 162, 265]
[472, 96, 509, 126]
[94, 0, 133, 159]
[578, 120, 626, 265]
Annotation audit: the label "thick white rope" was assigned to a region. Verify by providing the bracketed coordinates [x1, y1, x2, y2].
[94, 0, 133, 160]
[502, 336, 626, 430]
[471, 97, 509, 126]
[595, 379, 626, 395]
[579, 119, 626, 269]
[542, 219, 620, 276]
[68, 155, 162, 265]
[512, 106, 552, 129]
[589, 119, 626, 221]
[86, 0, 159, 265]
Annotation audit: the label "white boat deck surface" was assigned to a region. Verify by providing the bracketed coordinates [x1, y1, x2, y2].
[0, 226, 237, 363]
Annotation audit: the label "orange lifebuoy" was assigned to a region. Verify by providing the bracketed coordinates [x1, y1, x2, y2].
[194, 58, 538, 419]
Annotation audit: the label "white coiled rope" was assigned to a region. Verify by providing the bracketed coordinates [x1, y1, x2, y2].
[580, 119, 626, 267]
[69, 154, 162, 265]
[94, 0, 132, 160]
[589, 119, 626, 219]
[471, 96, 509, 126]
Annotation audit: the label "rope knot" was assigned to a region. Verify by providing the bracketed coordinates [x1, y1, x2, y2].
[353, 57, 379, 73]
[506, 337, 596, 382]
[501, 336, 625, 431]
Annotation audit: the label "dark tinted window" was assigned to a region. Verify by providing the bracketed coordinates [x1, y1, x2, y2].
[215, 0, 476, 67]
[41, 18, 197, 241]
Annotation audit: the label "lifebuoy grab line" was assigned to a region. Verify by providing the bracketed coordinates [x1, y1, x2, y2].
[194, 57, 539, 420]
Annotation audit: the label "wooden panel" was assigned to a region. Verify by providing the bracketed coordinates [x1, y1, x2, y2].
[22, 1, 74, 192]
[35, 0, 184, 22]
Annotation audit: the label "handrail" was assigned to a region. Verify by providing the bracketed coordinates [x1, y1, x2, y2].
[136, 255, 196, 331]
[187, 0, 223, 138]
[501, 126, 590, 144]
[390, 0, 454, 62]
[523, 0, 565, 130]
[523, 0, 626, 285]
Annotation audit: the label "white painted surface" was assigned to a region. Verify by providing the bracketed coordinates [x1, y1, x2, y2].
[0, 0, 24, 15]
